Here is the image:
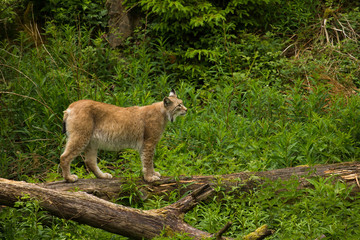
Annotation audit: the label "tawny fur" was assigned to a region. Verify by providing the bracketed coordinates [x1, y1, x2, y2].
[60, 90, 187, 183]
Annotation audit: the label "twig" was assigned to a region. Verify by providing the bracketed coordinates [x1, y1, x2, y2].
[332, 27, 340, 46]
[35, 23, 58, 68]
[0, 48, 20, 58]
[214, 221, 232, 240]
[344, 17, 360, 39]
[169, 184, 214, 214]
[13, 139, 53, 143]
[0, 91, 61, 121]
[0, 63, 37, 87]
[281, 43, 294, 56]
[333, 49, 359, 62]
[322, 19, 331, 45]
[336, 19, 350, 40]
[355, 175, 360, 189]
[0, 63, 49, 109]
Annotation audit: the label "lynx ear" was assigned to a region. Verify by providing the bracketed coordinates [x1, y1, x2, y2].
[169, 89, 177, 97]
[163, 97, 172, 107]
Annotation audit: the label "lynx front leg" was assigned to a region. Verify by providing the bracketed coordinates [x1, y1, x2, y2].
[140, 142, 161, 182]
[84, 146, 112, 179]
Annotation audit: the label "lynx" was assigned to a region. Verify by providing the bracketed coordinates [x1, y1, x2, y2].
[60, 90, 187, 183]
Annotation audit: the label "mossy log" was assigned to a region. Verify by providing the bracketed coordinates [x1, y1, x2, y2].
[42, 162, 360, 201]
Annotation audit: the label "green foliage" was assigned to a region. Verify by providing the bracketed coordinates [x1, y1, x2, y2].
[1, 0, 360, 239]
[0, 0, 25, 40]
[0, 196, 126, 239]
[41, 0, 108, 29]
[0, 23, 119, 180]
[129, 0, 289, 37]
[184, 177, 360, 239]
[268, 0, 321, 36]
[0, 0, 22, 24]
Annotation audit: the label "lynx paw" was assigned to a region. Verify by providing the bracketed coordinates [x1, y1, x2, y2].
[65, 174, 79, 183]
[100, 173, 113, 179]
[154, 171, 161, 177]
[144, 174, 161, 182]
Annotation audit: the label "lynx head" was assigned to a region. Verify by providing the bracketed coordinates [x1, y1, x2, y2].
[163, 89, 187, 122]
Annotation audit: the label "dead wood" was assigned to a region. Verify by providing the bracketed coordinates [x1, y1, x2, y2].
[1, 162, 358, 239]
[243, 225, 273, 240]
[0, 179, 215, 239]
[0, 179, 273, 239]
[42, 162, 360, 201]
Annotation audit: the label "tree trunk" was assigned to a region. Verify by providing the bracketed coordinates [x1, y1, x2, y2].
[0, 179, 272, 239]
[0, 179, 212, 239]
[42, 162, 360, 201]
[106, 0, 141, 47]
[2, 162, 358, 239]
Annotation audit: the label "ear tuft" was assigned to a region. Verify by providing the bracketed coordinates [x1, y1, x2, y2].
[169, 89, 177, 97]
[163, 97, 172, 107]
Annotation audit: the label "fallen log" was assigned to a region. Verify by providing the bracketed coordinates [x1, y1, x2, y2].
[0, 179, 212, 239]
[2, 162, 357, 239]
[42, 161, 360, 201]
[0, 178, 272, 239]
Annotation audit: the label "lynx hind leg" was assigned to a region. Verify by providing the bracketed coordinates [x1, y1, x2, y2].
[60, 137, 88, 183]
[84, 146, 112, 179]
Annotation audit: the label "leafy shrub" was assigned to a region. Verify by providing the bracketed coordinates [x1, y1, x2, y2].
[184, 177, 360, 239]
[0, 0, 25, 40]
[40, 0, 108, 29]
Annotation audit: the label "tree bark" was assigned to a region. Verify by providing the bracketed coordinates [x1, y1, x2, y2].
[0, 179, 220, 239]
[1, 162, 358, 239]
[0, 179, 273, 239]
[106, 0, 141, 47]
[41, 161, 360, 201]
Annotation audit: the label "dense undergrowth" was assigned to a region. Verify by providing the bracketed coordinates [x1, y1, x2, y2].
[1, 0, 360, 239]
